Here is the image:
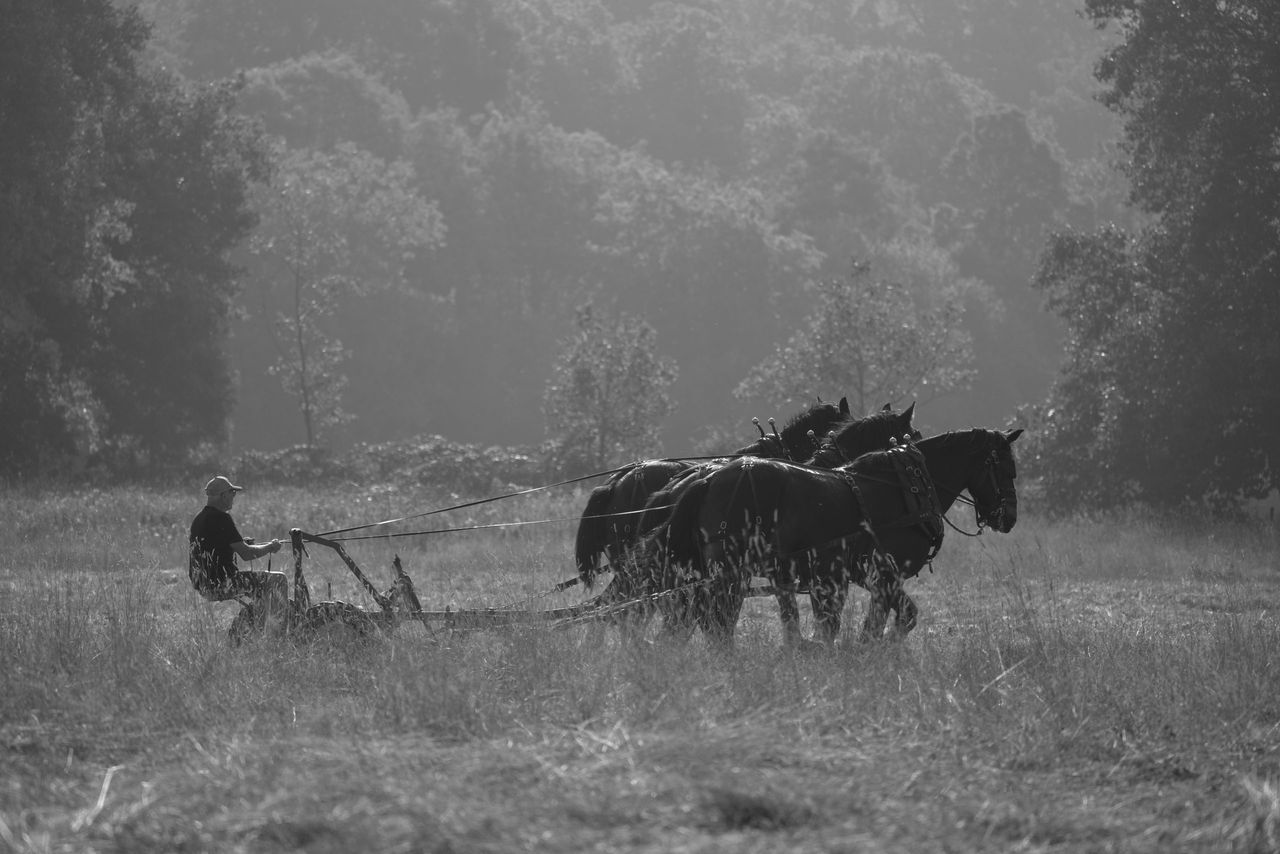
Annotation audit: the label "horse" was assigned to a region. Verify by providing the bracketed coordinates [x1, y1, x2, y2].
[574, 396, 856, 589]
[602, 403, 922, 647]
[648, 428, 1022, 650]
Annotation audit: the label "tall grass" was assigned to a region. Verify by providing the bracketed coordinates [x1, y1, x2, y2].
[2, 482, 1278, 851]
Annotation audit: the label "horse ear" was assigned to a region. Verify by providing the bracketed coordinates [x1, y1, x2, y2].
[881, 402, 891, 411]
[839, 396, 850, 415]
[1005, 428, 1024, 443]
[903, 401, 915, 420]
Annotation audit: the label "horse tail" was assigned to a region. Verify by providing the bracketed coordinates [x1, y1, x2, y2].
[664, 475, 711, 572]
[575, 475, 625, 588]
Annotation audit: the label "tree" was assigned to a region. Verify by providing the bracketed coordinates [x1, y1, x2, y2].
[0, 1, 268, 474]
[543, 303, 678, 474]
[610, 4, 751, 171]
[1029, 1, 1280, 508]
[735, 262, 973, 417]
[247, 142, 443, 447]
[1030, 228, 1170, 508]
[239, 52, 413, 160]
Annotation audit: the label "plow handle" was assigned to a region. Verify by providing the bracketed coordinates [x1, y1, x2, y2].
[290, 528, 311, 611]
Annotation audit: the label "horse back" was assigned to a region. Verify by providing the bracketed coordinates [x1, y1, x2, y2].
[667, 459, 862, 569]
[575, 460, 694, 585]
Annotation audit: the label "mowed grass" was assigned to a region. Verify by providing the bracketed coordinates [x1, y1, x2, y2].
[2, 483, 1279, 853]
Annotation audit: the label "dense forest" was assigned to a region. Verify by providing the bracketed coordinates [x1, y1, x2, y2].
[4, 0, 1277, 510]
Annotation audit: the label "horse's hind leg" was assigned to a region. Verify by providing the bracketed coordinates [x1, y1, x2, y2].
[810, 580, 847, 645]
[775, 589, 804, 647]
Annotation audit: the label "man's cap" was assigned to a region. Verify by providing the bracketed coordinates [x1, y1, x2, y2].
[204, 475, 244, 496]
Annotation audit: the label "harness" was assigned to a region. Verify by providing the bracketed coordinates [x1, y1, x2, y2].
[867, 441, 945, 564]
[697, 444, 945, 587]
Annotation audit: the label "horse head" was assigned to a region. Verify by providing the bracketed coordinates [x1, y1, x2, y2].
[964, 428, 1022, 533]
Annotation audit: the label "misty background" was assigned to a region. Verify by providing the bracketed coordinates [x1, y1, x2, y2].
[163, 1, 1123, 449]
[6, 1, 1277, 511]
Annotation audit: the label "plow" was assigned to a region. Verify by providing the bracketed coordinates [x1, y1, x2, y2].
[228, 527, 617, 644]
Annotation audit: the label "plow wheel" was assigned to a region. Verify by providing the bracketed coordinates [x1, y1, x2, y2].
[294, 601, 381, 641]
[227, 603, 264, 646]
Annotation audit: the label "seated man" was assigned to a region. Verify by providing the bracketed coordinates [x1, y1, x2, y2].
[189, 475, 288, 632]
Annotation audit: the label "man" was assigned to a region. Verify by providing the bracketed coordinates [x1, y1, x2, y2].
[189, 475, 288, 631]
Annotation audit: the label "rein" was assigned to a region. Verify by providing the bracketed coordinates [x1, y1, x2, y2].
[317, 455, 751, 538]
[324, 504, 676, 542]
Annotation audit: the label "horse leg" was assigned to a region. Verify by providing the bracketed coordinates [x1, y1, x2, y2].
[809, 580, 847, 646]
[697, 572, 745, 654]
[887, 588, 918, 641]
[775, 589, 805, 648]
[856, 554, 895, 643]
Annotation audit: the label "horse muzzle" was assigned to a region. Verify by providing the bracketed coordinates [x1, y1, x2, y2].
[980, 499, 1017, 533]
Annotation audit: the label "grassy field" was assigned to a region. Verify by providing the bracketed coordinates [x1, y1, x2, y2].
[2, 481, 1279, 853]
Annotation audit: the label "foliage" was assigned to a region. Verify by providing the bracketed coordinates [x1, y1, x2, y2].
[1031, 228, 1169, 507]
[246, 142, 444, 447]
[0, 1, 267, 476]
[10, 0, 1134, 470]
[239, 52, 414, 159]
[736, 262, 973, 417]
[181, 0, 522, 114]
[1032, 1, 1280, 509]
[543, 303, 678, 475]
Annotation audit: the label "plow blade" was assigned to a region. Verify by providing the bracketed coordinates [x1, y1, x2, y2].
[406, 600, 606, 630]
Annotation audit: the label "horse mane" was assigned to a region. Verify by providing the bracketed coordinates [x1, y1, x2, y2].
[776, 400, 851, 449]
[842, 446, 898, 475]
[918, 427, 997, 451]
[828, 405, 916, 453]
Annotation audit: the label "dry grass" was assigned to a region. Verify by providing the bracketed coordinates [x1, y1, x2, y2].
[2, 482, 1279, 852]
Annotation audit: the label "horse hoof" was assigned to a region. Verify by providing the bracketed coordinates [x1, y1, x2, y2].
[789, 638, 830, 655]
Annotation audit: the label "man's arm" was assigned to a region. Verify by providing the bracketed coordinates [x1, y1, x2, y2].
[231, 538, 284, 561]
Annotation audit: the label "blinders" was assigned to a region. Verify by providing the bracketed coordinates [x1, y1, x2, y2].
[971, 442, 1018, 532]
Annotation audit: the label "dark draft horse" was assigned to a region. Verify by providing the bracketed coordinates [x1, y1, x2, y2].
[574, 396, 857, 589]
[653, 427, 1022, 649]
[621, 403, 922, 645]
[591, 404, 921, 646]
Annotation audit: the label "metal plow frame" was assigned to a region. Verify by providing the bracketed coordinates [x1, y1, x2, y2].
[285, 529, 605, 637]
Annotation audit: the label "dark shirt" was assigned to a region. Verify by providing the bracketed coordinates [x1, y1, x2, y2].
[189, 505, 244, 591]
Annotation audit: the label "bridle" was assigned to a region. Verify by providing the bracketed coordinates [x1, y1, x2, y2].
[946, 446, 1014, 536]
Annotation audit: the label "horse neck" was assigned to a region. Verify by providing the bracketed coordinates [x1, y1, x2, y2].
[833, 417, 900, 460]
[919, 432, 982, 513]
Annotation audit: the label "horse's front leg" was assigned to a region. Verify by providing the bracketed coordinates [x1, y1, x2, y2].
[887, 588, 918, 641]
[856, 553, 897, 642]
[775, 589, 804, 647]
[696, 568, 746, 654]
[771, 560, 806, 647]
[809, 578, 847, 645]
